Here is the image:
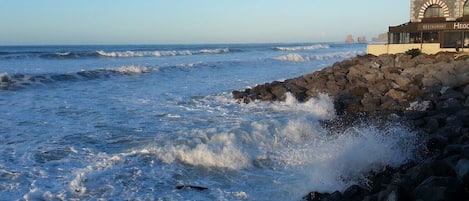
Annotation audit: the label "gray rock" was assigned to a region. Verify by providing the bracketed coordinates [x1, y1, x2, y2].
[463, 84, 469, 96]
[439, 88, 464, 100]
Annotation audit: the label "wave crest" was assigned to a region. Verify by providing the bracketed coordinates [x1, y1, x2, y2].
[276, 53, 308, 62]
[96, 48, 230, 58]
[276, 51, 365, 62]
[0, 65, 154, 90]
[274, 44, 330, 51]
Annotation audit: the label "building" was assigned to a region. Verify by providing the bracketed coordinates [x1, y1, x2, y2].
[368, 0, 469, 55]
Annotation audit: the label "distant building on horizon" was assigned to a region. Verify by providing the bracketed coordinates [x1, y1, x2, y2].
[368, 0, 469, 55]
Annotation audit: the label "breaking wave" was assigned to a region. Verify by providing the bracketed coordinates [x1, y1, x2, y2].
[274, 44, 330, 51]
[1, 48, 231, 60]
[276, 50, 365, 62]
[0, 66, 154, 90]
[62, 93, 419, 200]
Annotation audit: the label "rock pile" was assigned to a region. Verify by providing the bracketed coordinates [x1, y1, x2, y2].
[232, 52, 469, 201]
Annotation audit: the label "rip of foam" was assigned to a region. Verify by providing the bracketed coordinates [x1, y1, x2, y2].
[276, 53, 308, 62]
[108, 66, 152, 74]
[269, 93, 336, 120]
[275, 44, 330, 51]
[96, 48, 230, 58]
[69, 153, 124, 195]
[152, 132, 251, 169]
[275, 51, 366, 62]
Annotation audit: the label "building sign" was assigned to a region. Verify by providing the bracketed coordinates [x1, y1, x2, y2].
[420, 23, 447, 30]
[417, 22, 469, 31]
[454, 22, 469, 29]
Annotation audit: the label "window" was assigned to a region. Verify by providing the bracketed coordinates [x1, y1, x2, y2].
[464, 1, 469, 16]
[443, 32, 462, 48]
[424, 5, 444, 18]
[422, 32, 439, 43]
[410, 33, 422, 43]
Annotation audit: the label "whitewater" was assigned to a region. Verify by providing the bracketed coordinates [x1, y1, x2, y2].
[0, 43, 418, 200]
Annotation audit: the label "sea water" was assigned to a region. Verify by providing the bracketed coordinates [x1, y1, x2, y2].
[0, 43, 418, 200]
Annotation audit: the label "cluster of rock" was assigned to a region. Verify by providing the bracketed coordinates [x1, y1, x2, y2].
[345, 35, 355, 43]
[232, 52, 469, 201]
[372, 33, 388, 43]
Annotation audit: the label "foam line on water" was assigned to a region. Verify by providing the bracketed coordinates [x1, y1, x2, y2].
[274, 44, 330, 51]
[275, 51, 365, 62]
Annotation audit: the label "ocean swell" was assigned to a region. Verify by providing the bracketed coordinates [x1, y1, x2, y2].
[0, 66, 153, 90]
[0, 47, 231, 60]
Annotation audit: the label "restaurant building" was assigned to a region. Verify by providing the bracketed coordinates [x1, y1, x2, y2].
[368, 0, 469, 55]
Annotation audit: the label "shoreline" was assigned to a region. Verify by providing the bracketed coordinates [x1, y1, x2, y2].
[233, 52, 469, 200]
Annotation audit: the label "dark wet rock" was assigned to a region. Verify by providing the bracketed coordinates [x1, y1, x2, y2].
[303, 191, 342, 201]
[457, 110, 469, 127]
[175, 184, 209, 191]
[342, 185, 370, 199]
[463, 85, 469, 96]
[456, 159, 469, 185]
[412, 176, 466, 201]
[426, 135, 448, 151]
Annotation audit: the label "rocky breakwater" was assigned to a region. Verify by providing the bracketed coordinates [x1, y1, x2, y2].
[233, 52, 469, 201]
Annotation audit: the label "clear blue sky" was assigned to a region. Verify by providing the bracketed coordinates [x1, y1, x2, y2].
[0, 0, 410, 45]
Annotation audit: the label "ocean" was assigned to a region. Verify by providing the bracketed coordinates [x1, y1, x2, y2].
[0, 43, 418, 200]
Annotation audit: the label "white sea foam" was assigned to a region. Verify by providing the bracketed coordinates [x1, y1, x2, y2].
[107, 65, 152, 74]
[132, 114, 417, 197]
[58, 112, 417, 200]
[407, 100, 431, 111]
[152, 132, 251, 169]
[275, 44, 330, 51]
[263, 122, 418, 196]
[276, 51, 365, 62]
[56, 52, 72, 56]
[96, 48, 229, 58]
[276, 53, 308, 62]
[253, 93, 336, 120]
[69, 153, 124, 196]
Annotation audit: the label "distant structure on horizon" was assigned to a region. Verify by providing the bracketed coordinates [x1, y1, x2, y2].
[345, 35, 355, 43]
[372, 33, 388, 43]
[345, 35, 367, 43]
[368, 0, 469, 55]
[357, 36, 367, 43]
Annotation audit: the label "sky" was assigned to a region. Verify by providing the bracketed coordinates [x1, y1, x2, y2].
[0, 0, 410, 45]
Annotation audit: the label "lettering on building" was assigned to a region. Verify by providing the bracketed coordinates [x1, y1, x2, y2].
[421, 23, 447, 30]
[454, 22, 469, 30]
